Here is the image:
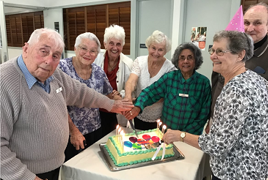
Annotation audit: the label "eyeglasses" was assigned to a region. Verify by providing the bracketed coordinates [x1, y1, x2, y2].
[208, 48, 231, 56]
[179, 55, 194, 61]
[78, 46, 98, 55]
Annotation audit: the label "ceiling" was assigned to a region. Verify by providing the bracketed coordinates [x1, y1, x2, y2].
[4, 3, 45, 15]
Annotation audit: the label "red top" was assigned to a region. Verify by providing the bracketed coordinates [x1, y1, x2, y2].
[103, 52, 119, 91]
[101, 52, 120, 112]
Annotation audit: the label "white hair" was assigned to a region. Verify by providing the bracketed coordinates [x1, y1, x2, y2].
[145, 30, 171, 52]
[104, 24, 125, 46]
[74, 32, 101, 53]
[27, 28, 64, 51]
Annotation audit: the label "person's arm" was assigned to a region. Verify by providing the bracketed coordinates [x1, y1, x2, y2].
[109, 99, 134, 113]
[124, 58, 140, 101]
[124, 73, 139, 101]
[68, 114, 86, 150]
[1, 80, 37, 180]
[56, 68, 133, 113]
[118, 54, 133, 97]
[35, 176, 45, 180]
[135, 74, 167, 111]
[124, 74, 167, 120]
[100, 68, 122, 100]
[163, 129, 201, 149]
[198, 87, 249, 158]
[107, 90, 122, 100]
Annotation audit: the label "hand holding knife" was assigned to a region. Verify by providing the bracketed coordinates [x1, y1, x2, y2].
[129, 119, 139, 138]
[125, 109, 139, 138]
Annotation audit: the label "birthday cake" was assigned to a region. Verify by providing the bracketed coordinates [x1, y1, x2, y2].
[105, 128, 175, 167]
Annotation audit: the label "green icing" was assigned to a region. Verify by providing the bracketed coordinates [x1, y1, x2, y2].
[132, 143, 142, 150]
[106, 129, 175, 166]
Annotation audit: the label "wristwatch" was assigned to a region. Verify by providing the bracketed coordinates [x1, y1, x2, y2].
[180, 132, 186, 142]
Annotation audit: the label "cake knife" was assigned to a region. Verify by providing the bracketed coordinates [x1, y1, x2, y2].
[129, 119, 139, 138]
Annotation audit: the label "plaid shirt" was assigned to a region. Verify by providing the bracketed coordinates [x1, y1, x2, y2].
[135, 70, 211, 135]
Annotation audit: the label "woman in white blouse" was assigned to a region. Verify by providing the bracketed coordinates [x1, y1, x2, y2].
[163, 30, 268, 180]
[124, 30, 176, 130]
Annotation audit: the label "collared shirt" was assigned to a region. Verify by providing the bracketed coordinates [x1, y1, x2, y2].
[17, 55, 53, 93]
[135, 70, 211, 135]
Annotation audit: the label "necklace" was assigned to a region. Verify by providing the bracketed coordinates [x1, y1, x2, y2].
[108, 61, 118, 71]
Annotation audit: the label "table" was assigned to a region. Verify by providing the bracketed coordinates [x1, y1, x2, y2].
[59, 128, 211, 180]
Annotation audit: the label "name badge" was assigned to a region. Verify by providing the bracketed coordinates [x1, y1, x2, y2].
[179, 93, 189, 97]
[56, 87, 62, 93]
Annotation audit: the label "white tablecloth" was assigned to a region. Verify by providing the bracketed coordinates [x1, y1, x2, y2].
[59, 128, 211, 180]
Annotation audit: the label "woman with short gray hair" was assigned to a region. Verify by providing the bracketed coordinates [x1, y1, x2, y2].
[59, 32, 122, 161]
[94, 24, 133, 136]
[145, 30, 171, 52]
[212, 30, 254, 61]
[164, 30, 268, 180]
[123, 30, 176, 130]
[171, 42, 203, 70]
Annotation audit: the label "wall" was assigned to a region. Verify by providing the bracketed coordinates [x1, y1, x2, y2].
[8, 47, 21, 59]
[4, 0, 241, 80]
[66, 51, 75, 58]
[5, 8, 65, 59]
[7, 7, 65, 59]
[3, 0, 46, 7]
[43, 8, 65, 58]
[136, 0, 172, 59]
[3, 0, 125, 7]
[184, 0, 240, 80]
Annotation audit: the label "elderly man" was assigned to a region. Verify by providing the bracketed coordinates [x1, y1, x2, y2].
[210, 2, 268, 124]
[0, 28, 133, 180]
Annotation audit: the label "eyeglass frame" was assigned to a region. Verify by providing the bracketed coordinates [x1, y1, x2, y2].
[208, 48, 232, 56]
[78, 45, 98, 55]
[178, 55, 195, 61]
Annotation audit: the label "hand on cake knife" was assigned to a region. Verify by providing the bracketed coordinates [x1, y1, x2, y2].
[129, 119, 139, 138]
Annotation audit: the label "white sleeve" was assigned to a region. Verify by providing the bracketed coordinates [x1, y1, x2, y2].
[131, 58, 141, 77]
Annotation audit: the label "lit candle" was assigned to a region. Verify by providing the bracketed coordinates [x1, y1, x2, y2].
[120, 131, 125, 152]
[156, 119, 161, 129]
[162, 125, 166, 134]
[118, 127, 121, 135]
[116, 124, 119, 136]
[118, 128, 122, 143]
[158, 121, 162, 134]
[159, 121, 162, 128]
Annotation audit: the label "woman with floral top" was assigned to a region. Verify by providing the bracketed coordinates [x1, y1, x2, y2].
[59, 32, 121, 161]
[163, 30, 268, 180]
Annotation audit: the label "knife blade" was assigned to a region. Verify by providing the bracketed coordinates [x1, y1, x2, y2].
[129, 119, 139, 138]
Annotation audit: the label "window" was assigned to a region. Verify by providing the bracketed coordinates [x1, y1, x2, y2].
[5, 11, 44, 47]
[63, 1, 131, 54]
